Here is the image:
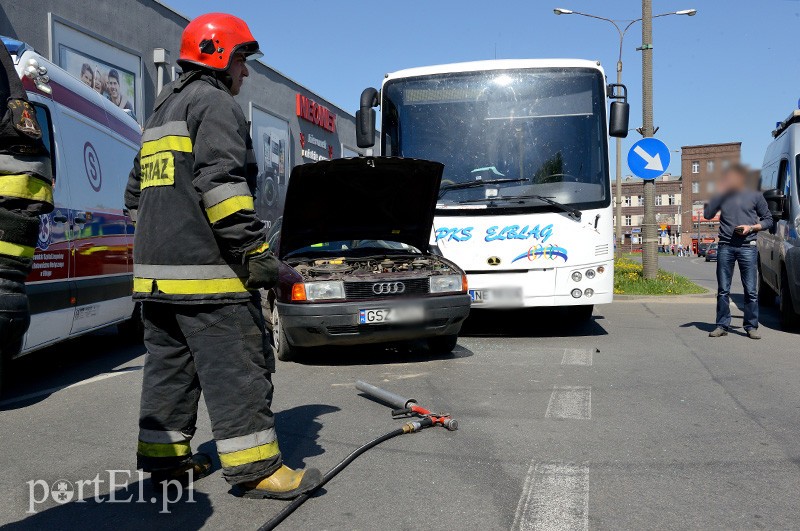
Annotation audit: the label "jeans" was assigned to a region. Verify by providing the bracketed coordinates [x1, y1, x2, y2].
[716, 243, 759, 330]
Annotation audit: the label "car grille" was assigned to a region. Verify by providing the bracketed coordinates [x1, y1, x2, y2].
[343, 277, 430, 300]
[327, 318, 450, 336]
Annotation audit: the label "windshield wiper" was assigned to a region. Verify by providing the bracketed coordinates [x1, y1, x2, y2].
[458, 194, 582, 221]
[438, 178, 529, 199]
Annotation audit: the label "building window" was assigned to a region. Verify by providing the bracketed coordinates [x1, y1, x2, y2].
[637, 195, 643, 206]
[655, 195, 662, 206]
[707, 181, 715, 193]
[692, 161, 700, 174]
[668, 194, 676, 205]
[692, 181, 699, 193]
[707, 160, 714, 172]
[624, 196, 631, 206]
[625, 215, 632, 226]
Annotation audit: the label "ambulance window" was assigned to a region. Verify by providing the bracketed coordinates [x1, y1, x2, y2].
[32, 103, 56, 181]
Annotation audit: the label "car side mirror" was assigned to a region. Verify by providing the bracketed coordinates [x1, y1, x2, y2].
[607, 84, 629, 138]
[763, 188, 786, 220]
[356, 87, 379, 148]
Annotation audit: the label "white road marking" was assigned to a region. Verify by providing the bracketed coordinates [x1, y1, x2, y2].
[545, 387, 591, 420]
[0, 369, 135, 407]
[561, 348, 594, 366]
[512, 461, 589, 531]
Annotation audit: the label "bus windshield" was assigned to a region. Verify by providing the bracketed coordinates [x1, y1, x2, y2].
[383, 68, 610, 213]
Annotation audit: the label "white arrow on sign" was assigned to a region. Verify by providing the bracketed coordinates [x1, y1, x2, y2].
[633, 145, 664, 171]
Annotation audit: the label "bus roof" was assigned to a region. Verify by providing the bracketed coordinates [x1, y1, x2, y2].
[385, 59, 604, 82]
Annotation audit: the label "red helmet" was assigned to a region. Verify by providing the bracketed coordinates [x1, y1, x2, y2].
[178, 13, 262, 71]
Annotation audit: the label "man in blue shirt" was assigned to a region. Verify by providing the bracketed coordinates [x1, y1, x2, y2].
[704, 164, 773, 339]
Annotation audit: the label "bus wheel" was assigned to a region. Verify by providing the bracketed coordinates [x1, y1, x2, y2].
[568, 305, 594, 322]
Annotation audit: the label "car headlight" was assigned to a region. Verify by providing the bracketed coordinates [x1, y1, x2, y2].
[430, 274, 465, 293]
[304, 281, 345, 300]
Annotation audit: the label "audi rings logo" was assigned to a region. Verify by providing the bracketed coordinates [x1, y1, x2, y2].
[372, 282, 405, 295]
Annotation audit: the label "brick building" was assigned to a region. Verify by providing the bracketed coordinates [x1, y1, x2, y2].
[680, 142, 741, 252]
[612, 173, 683, 252]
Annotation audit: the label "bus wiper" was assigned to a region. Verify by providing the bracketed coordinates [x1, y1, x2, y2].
[438, 178, 529, 199]
[459, 194, 582, 221]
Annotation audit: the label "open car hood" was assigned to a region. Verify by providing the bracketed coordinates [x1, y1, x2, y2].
[278, 157, 444, 259]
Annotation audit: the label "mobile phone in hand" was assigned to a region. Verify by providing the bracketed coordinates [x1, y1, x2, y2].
[734, 226, 745, 235]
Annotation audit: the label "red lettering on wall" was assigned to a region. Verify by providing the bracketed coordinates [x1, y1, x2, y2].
[295, 93, 337, 133]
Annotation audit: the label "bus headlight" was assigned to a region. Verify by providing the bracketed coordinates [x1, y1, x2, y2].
[571, 271, 582, 282]
[571, 288, 582, 298]
[585, 269, 596, 279]
[584, 288, 594, 298]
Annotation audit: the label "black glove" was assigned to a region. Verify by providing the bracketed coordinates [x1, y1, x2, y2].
[246, 249, 279, 290]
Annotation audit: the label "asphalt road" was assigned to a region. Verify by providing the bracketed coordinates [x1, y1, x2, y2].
[1, 258, 798, 530]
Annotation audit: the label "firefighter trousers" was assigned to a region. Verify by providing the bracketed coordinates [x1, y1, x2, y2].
[137, 294, 282, 485]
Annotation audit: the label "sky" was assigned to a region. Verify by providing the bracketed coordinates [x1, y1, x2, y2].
[164, 0, 800, 177]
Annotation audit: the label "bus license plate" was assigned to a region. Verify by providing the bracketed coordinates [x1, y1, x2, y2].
[359, 306, 424, 324]
[469, 288, 522, 304]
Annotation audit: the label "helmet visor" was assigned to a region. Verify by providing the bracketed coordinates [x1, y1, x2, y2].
[235, 41, 263, 62]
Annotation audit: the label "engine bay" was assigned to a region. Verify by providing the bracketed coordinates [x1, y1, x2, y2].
[288, 255, 457, 281]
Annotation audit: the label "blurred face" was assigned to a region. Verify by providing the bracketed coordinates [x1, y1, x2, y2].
[227, 53, 249, 96]
[718, 168, 746, 192]
[107, 77, 120, 101]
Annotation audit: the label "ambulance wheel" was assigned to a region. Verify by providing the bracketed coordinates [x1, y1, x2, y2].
[271, 305, 298, 362]
[427, 334, 458, 354]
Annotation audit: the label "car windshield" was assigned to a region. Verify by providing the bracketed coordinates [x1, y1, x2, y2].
[382, 68, 610, 213]
[285, 240, 421, 258]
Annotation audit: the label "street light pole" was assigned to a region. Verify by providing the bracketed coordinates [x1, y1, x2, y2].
[553, 7, 696, 262]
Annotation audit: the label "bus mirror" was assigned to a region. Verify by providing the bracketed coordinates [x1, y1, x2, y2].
[607, 83, 629, 138]
[763, 188, 786, 220]
[609, 101, 630, 138]
[356, 87, 379, 148]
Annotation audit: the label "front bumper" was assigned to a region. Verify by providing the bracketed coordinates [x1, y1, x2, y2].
[276, 294, 471, 347]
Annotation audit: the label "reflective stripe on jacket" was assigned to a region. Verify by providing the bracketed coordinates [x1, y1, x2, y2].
[124, 72, 266, 303]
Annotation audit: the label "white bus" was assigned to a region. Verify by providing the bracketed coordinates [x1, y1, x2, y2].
[355, 60, 629, 319]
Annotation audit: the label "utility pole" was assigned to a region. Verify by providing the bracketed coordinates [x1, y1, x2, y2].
[640, 0, 657, 279]
[615, 61, 623, 256]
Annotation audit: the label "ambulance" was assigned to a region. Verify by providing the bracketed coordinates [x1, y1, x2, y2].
[2, 36, 140, 356]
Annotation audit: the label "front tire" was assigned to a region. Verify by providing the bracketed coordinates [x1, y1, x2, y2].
[427, 334, 458, 354]
[758, 266, 775, 305]
[779, 269, 800, 330]
[271, 304, 298, 362]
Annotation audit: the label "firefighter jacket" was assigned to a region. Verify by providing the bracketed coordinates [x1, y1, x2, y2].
[0, 42, 53, 280]
[124, 71, 267, 304]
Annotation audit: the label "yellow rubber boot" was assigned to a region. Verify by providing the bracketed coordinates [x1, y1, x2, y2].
[238, 465, 322, 500]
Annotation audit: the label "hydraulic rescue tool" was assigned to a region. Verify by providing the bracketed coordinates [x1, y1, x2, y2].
[258, 380, 458, 530]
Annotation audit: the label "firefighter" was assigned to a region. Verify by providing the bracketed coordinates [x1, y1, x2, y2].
[0, 41, 53, 391]
[124, 13, 321, 498]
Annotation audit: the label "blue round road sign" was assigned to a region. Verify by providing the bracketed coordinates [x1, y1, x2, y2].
[627, 137, 670, 180]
